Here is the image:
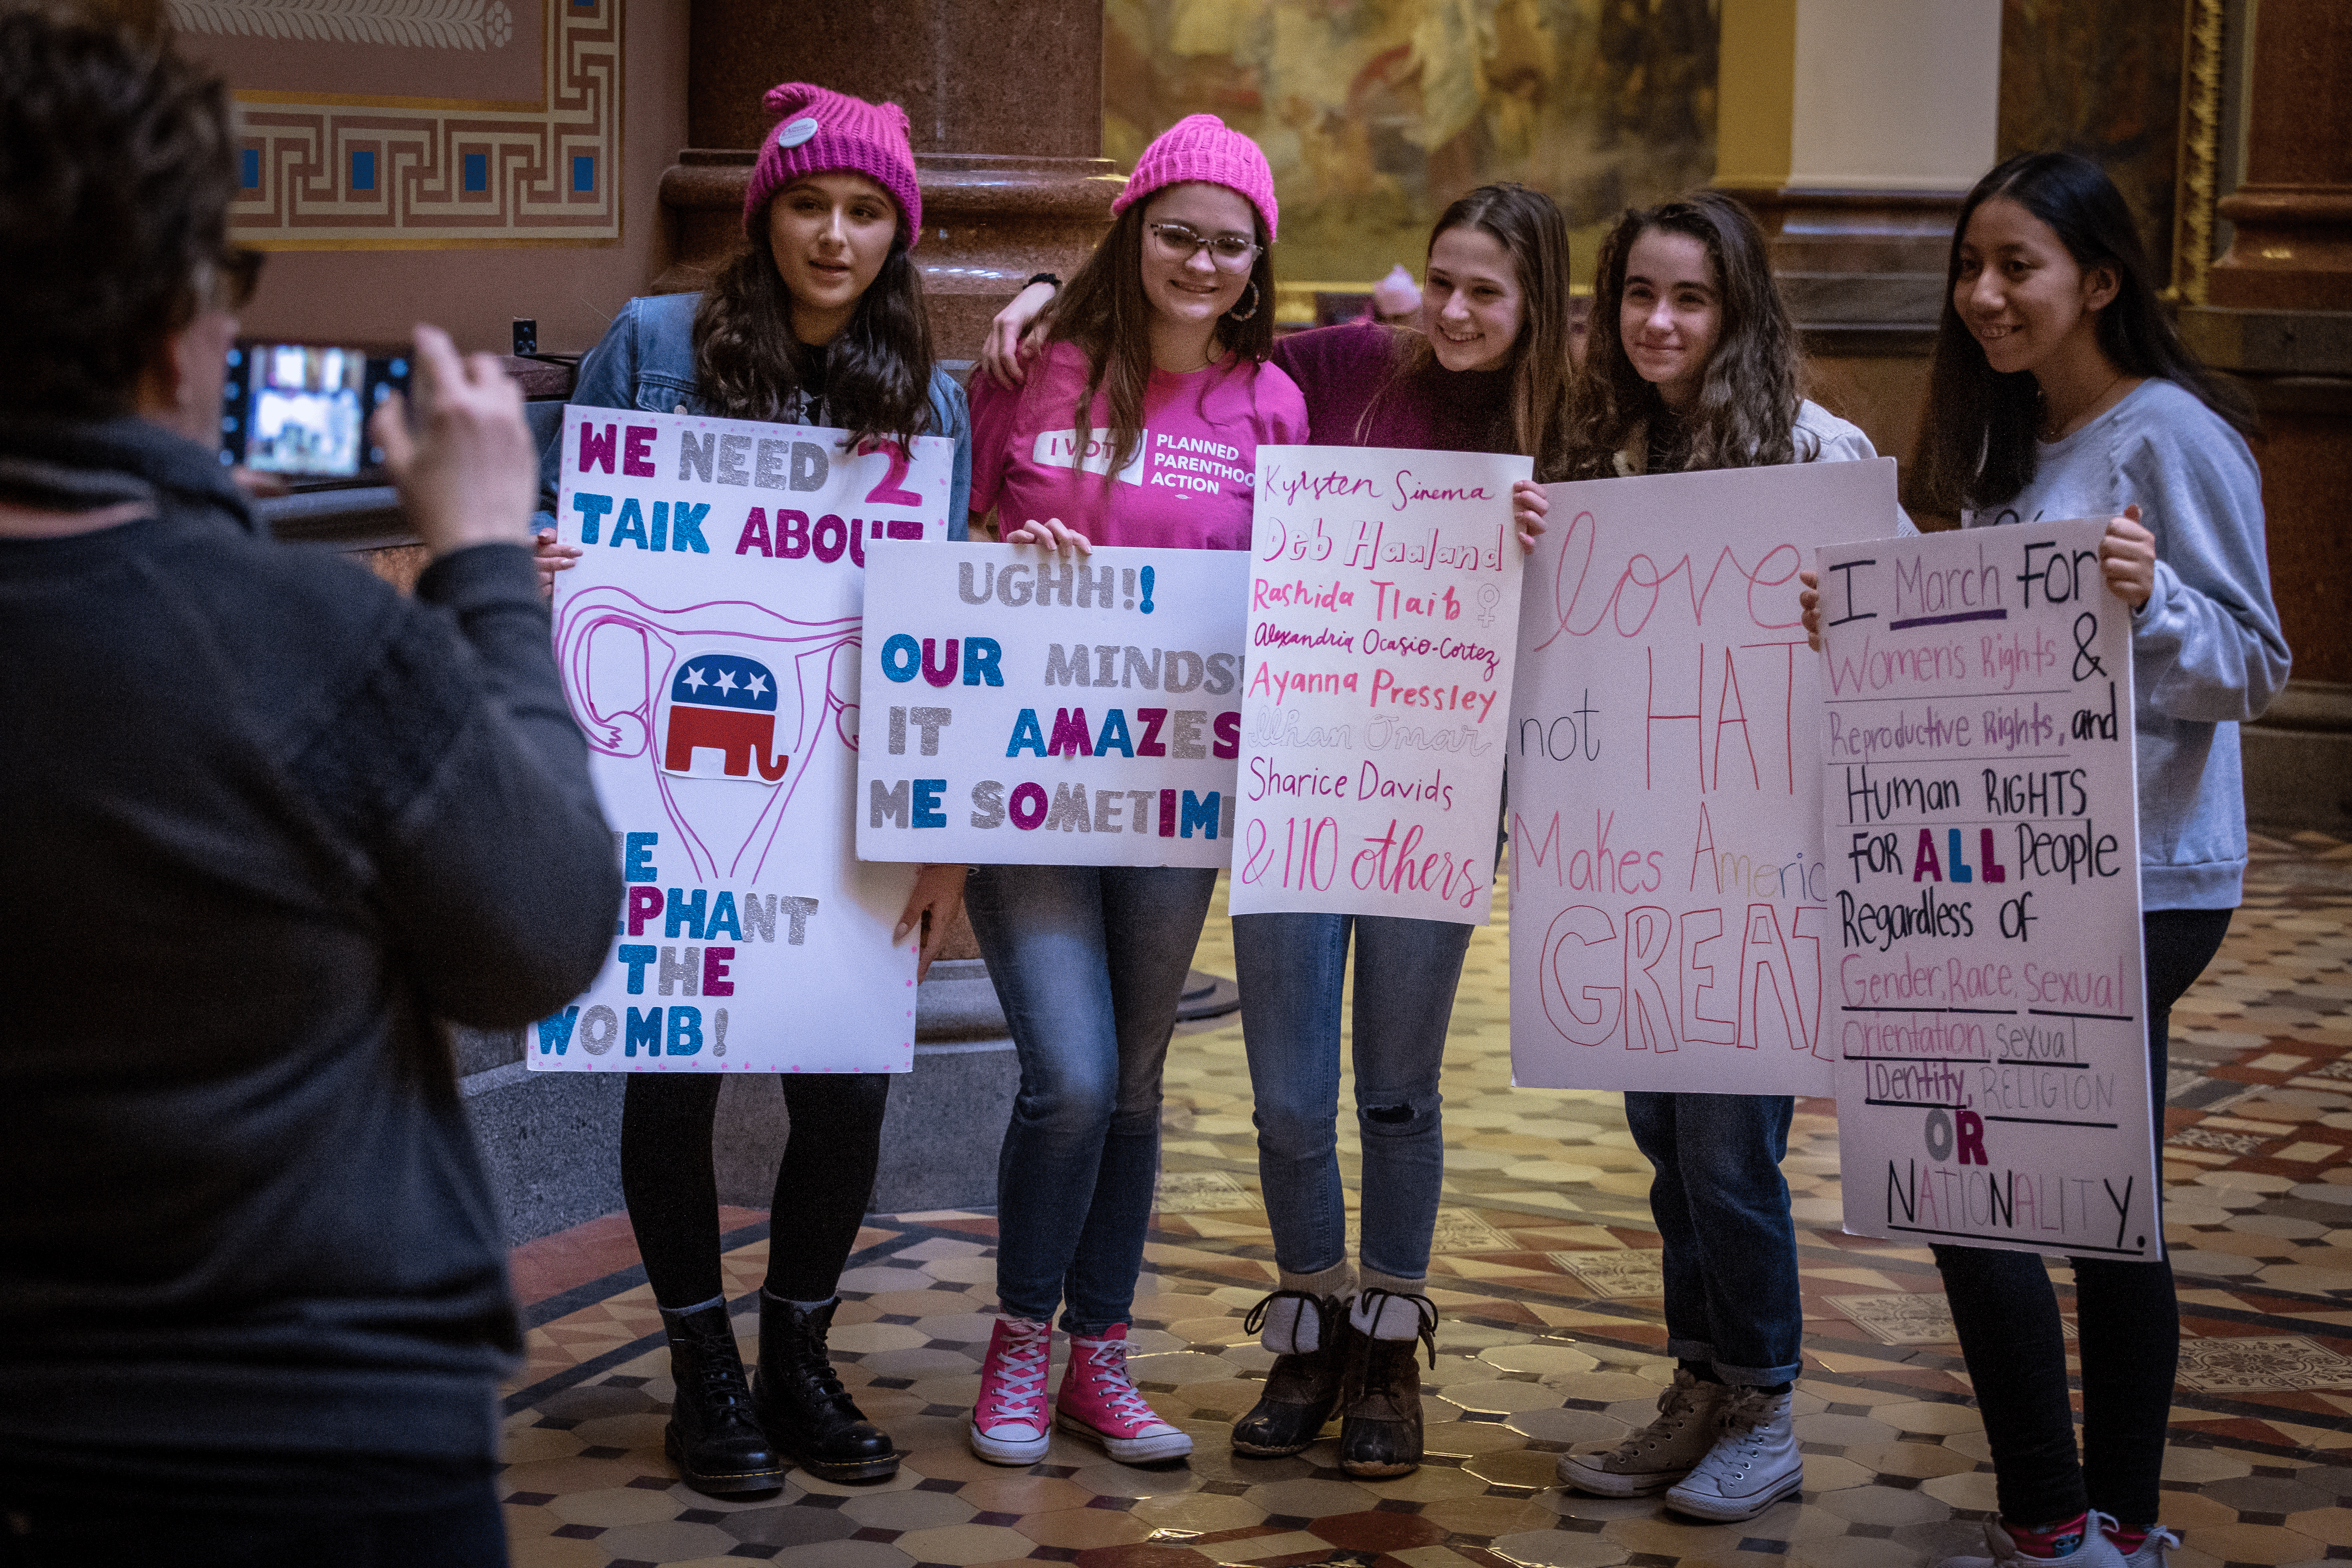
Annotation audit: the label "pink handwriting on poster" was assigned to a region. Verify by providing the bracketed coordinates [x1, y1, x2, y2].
[1230, 445, 1531, 922]
[1507, 460, 1898, 1094]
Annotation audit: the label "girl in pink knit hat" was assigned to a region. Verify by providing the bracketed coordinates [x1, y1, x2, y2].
[530, 80, 971, 1498]
[958, 113, 1308, 1470]
[983, 182, 1560, 1481]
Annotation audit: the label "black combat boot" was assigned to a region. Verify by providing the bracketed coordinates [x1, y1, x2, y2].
[658, 1300, 786, 1494]
[1232, 1289, 1346, 1457]
[1336, 1289, 1437, 1479]
[753, 1290, 899, 1482]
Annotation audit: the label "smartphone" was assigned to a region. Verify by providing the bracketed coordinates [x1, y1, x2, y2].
[219, 340, 410, 480]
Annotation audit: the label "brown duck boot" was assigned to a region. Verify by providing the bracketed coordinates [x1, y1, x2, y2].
[1232, 1288, 1347, 1458]
[1335, 1287, 1437, 1479]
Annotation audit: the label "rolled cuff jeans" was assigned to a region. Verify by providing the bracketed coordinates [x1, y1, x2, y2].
[1231, 911, 1474, 1286]
[965, 862, 1218, 1334]
[1623, 1090, 1803, 1386]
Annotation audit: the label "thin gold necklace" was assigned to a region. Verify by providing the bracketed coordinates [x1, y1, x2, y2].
[2042, 370, 2126, 441]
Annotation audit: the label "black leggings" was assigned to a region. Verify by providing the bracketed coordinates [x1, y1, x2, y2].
[620, 1072, 891, 1308]
[1932, 907, 2233, 1529]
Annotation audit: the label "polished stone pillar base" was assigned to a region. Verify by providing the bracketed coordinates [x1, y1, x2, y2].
[1718, 186, 1960, 484]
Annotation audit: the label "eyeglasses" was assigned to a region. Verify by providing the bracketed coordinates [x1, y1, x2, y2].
[1146, 221, 1261, 273]
[212, 246, 266, 311]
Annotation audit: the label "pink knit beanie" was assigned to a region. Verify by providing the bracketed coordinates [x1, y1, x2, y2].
[1111, 114, 1278, 241]
[743, 82, 922, 248]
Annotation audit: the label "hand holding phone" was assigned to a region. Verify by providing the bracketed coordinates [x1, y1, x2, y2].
[369, 324, 537, 559]
[220, 340, 409, 481]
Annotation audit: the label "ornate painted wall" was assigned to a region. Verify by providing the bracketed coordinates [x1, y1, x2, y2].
[1103, 0, 1720, 290]
[1996, 0, 2184, 285]
[164, 0, 685, 355]
[168, 0, 620, 248]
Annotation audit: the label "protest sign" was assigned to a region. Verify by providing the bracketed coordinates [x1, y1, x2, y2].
[1817, 518, 2153, 1258]
[533, 406, 956, 1074]
[1229, 445, 1531, 922]
[855, 539, 1248, 867]
[1508, 460, 1898, 1094]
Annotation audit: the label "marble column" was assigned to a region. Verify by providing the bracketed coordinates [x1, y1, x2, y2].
[1714, 0, 2003, 480]
[2179, 0, 2352, 830]
[655, 0, 1124, 361]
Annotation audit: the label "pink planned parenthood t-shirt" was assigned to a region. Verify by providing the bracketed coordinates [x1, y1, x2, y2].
[968, 339, 1309, 551]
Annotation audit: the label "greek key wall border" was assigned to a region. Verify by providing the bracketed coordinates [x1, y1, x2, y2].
[225, 0, 619, 248]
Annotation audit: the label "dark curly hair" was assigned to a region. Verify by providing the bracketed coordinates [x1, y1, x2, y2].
[1562, 190, 1810, 479]
[692, 201, 936, 449]
[0, 10, 236, 420]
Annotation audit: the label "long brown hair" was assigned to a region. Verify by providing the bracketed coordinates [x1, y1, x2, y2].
[1908, 151, 2253, 515]
[1562, 190, 1807, 478]
[690, 198, 936, 448]
[1365, 183, 1576, 479]
[1046, 196, 1277, 479]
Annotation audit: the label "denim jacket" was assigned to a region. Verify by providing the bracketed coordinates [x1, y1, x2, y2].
[535, 290, 973, 539]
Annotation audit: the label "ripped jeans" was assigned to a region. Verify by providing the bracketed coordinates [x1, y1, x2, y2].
[1232, 912, 1474, 1286]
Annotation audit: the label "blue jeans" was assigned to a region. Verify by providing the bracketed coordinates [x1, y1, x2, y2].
[965, 863, 1218, 1333]
[1623, 1091, 1803, 1385]
[1231, 912, 1474, 1286]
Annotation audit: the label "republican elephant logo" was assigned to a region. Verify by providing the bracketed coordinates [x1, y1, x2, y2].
[663, 652, 789, 782]
[553, 585, 860, 884]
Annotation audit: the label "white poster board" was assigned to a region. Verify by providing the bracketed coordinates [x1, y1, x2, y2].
[533, 406, 956, 1073]
[854, 539, 1248, 866]
[1230, 445, 1531, 922]
[1507, 461, 1898, 1094]
[1817, 518, 2153, 1257]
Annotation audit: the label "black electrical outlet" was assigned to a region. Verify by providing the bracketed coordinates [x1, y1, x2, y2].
[512, 318, 538, 356]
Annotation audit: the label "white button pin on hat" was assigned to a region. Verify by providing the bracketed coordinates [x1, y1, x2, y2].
[776, 117, 819, 148]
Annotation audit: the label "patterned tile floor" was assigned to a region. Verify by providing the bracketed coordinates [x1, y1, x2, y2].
[497, 831, 2352, 1568]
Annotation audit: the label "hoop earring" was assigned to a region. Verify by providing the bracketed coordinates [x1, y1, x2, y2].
[1227, 279, 1261, 322]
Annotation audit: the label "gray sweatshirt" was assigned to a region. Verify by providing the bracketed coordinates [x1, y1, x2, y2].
[1964, 379, 2291, 909]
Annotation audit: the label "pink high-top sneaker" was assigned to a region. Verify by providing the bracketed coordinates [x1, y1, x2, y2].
[969, 1315, 1053, 1464]
[1055, 1324, 1192, 1462]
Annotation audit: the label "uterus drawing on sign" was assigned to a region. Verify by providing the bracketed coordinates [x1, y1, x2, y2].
[556, 585, 860, 885]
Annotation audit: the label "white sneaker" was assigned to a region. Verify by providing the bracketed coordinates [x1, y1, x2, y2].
[1939, 1512, 2130, 1568]
[1663, 1384, 1803, 1522]
[2111, 1526, 2178, 1568]
[1557, 1369, 1726, 1496]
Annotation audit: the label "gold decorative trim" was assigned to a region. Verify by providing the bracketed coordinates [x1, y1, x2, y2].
[170, 0, 516, 52]
[2171, 0, 2226, 305]
[233, 86, 543, 110]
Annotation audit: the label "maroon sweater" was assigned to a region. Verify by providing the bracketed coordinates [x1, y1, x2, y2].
[1271, 320, 1514, 454]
